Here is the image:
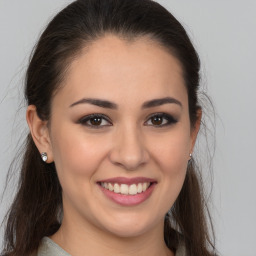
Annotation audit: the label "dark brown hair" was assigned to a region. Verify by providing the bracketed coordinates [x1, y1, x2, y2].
[2, 0, 216, 255]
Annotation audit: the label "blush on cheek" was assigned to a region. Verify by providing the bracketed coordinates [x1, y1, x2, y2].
[161, 144, 189, 170]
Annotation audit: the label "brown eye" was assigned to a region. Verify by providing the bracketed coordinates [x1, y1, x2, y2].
[90, 117, 103, 126]
[151, 116, 163, 125]
[145, 113, 177, 127]
[78, 114, 112, 128]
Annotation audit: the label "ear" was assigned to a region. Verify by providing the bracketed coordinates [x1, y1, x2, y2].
[26, 105, 53, 163]
[189, 107, 202, 157]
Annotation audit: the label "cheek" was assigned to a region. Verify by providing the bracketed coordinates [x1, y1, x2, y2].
[150, 126, 190, 197]
[151, 128, 191, 175]
[158, 142, 189, 193]
[50, 125, 108, 184]
[143, 127, 191, 216]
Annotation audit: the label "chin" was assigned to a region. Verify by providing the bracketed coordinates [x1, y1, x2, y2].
[107, 225, 150, 238]
[99, 214, 160, 238]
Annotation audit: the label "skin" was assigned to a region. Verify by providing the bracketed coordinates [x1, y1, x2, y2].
[27, 34, 201, 256]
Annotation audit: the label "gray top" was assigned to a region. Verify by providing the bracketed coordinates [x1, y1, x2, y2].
[37, 237, 186, 256]
[37, 237, 71, 256]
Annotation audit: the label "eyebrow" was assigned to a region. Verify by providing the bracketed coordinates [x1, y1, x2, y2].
[142, 97, 182, 109]
[69, 97, 182, 109]
[69, 98, 118, 109]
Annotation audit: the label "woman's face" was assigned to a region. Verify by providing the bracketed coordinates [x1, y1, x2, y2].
[47, 35, 198, 237]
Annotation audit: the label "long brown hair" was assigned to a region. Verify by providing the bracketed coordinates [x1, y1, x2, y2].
[2, 0, 216, 255]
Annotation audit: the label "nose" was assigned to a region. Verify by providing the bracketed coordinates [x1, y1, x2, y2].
[108, 125, 149, 171]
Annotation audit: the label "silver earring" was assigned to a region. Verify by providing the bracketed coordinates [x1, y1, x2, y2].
[188, 153, 192, 163]
[41, 152, 48, 162]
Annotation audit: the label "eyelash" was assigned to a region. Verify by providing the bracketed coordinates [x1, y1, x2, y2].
[78, 113, 177, 128]
[145, 113, 178, 127]
[78, 114, 112, 128]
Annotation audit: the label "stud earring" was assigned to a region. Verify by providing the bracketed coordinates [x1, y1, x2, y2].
[188, 153, 192, 163]
[41, 152, 48, 162]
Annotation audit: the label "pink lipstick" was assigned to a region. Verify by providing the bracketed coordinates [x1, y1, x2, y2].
[97, 177, 157, 206]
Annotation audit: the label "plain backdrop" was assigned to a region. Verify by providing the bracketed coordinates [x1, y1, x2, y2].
[0, 1, 256, 255]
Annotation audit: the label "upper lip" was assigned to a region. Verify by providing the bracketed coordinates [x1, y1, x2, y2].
[97, 177, 157, 185]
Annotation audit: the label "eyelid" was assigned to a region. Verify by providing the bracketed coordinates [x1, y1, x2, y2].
[77, 112, 177, 128]
[78, 113, 112, 127]
[144, 112, 178, 127]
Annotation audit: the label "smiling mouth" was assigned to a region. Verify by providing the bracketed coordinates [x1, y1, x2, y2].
[99, 182, 152, 195]
[97, 177, 157, 206]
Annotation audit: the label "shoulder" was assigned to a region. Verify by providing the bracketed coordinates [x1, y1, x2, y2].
[36, 237, 71, 256]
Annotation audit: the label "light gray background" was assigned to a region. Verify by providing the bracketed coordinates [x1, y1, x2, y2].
[0, 1, 255, 255]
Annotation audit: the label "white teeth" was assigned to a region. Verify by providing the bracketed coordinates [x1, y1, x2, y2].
[120, 184, 129, 195]
[101, 182, 151, 195]
[108, 183, 114, 191]
[114, 183, 120, 193]
[142, 183, 148, 192]
[137, 183, 143, 193]
[129, 184, 137, 195]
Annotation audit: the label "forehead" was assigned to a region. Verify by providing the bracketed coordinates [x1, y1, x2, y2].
[54, 34, 187, 107]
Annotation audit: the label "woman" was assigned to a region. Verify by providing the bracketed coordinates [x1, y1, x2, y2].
[1, 0, 216, 255]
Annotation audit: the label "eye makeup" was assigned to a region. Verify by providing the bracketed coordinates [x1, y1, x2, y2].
[144, 112, 178, 127]
[76, 112, 178, 129]
[77, 113, 112, 128]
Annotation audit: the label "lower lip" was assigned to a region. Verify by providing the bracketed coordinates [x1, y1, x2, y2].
[98, 183, 156, 206]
